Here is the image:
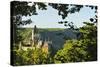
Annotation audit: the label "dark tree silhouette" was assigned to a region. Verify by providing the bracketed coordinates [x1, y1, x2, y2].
[49, 3, 97, 28]
[11, 1, 47, 65]
[11, 1, 47, 44]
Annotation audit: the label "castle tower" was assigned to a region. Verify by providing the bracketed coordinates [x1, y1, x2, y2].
[32, 28, 34, 41]
[32, 25, 40, 47]
[32, 25, 38, 41]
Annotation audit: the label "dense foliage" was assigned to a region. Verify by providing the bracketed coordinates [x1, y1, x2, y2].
[54, 22, 97, 63]
[12, 22, 97, 65]
[13, 48, 53, 66]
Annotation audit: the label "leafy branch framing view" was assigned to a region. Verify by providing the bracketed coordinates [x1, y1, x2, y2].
[10, 1, 97, 66]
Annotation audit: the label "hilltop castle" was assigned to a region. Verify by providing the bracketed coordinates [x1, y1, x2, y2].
[19, 25, 52, 54]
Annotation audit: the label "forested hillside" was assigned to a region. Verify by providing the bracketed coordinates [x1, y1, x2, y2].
[12, 22, 97, 65]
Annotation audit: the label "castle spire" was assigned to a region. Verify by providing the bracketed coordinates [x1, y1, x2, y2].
[32, 27, 34, 40]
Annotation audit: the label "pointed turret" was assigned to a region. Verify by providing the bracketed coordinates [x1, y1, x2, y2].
[32, 28, 34, 41]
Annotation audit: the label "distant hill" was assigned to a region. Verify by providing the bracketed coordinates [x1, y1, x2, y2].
[17, 28, 80, 55]
[38, 28, 80, 54]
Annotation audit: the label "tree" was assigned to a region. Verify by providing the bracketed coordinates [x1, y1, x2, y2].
[11, 1, 48, 65]
[79, 22, 97, 60]
[54, 22, 97, 63]
[11, 1, 47, 44]
[49, 3, 97, 28]
[13, 48, 52, 66]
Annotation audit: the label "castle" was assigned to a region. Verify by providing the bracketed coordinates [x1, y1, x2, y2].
[19, 25, 52, 54]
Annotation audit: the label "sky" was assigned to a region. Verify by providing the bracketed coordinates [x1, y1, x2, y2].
[22, 3, 96, 28]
